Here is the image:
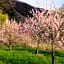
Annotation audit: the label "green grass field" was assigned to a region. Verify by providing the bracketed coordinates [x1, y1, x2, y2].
[0, 44, 64, 64]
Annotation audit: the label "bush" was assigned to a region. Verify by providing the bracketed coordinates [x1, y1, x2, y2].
[55, 51, 64, 57]
[12, 43, 35, 53]
[0, 44, 8, 50]
[0, 9, 8, 25]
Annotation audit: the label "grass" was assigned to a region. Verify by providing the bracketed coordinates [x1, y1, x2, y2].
[0, 50, 51, 64]
[0, 50, 64, 64]
[0, 44, 64, 64]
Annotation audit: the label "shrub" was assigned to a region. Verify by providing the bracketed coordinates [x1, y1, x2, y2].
[0, 10, 8, 26]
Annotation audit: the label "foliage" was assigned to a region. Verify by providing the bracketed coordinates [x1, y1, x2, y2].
[0, 10, 64, 50]
[56, 4, 64, 17]
[0, 10, 8, 26]
[0, 0, 16, 20]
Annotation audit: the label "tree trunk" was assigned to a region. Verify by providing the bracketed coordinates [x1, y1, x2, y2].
[50, 39, 55, 64]
[35, 46, 38, 54]
[9, 40, 12, 51]
[35, 39, 40, 54]
[51, 42, 55, 64]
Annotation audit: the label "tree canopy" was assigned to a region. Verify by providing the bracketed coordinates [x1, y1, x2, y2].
[0, 0, 16, 20]
[0, 9, 8, 26]
[56, 4, 64, 17]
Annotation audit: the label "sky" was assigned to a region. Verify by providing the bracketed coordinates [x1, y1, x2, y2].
[18, 0, 64, 9]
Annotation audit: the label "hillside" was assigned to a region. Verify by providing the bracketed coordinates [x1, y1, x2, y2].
[0, 0, 45, 22]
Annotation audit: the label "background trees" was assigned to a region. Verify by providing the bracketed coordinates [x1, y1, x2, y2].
[0, 10, 8, 26]
[56, 4, 64, 17]
[0, 0, 18, 21]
